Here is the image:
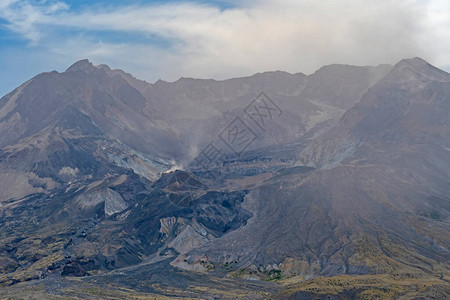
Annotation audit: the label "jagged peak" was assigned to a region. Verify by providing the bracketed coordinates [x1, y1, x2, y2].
[154, 79, 167, 85]
[65, 59, 98, 73]
[251, 70, 297, 77]
[396, 57, 429, 67]
[386, 57, 450, 82]
[97, 64, 111, 72]
[310, 63, 388, 78]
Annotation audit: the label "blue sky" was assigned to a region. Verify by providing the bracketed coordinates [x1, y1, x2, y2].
[1, 0, 450, 97]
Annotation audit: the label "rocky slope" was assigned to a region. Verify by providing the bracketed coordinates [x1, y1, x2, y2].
[0, 58, 449, 299]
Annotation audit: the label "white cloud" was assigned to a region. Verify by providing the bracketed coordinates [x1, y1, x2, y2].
[416, 0, 450, 69]
[1, 0, 450, 82]
[0, 0, 69, 42]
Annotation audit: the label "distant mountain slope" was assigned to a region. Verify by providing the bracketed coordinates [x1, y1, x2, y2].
[0, 60, 181, 158]
[299, 57, 450, 169]
[177, 57, 450, 289]
[139, 63, 392, 157]
[0, 59, 391, 205]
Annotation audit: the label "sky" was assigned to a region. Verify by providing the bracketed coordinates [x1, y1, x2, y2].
[1, 0, 450, 97]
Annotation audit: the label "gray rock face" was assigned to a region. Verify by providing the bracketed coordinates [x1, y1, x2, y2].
[75, 188, 128, 216]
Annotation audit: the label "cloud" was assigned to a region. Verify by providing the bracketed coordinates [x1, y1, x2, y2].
[0, 0, 450, 84]
[416, 0, 450, 68]
[0, 0, 69, 43]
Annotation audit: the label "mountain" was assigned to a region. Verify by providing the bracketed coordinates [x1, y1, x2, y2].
[299, 57, 450, 168]
[0, 59, 390, 213]
[1, 58, 449, 299]
[137, 63, 391, 161]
